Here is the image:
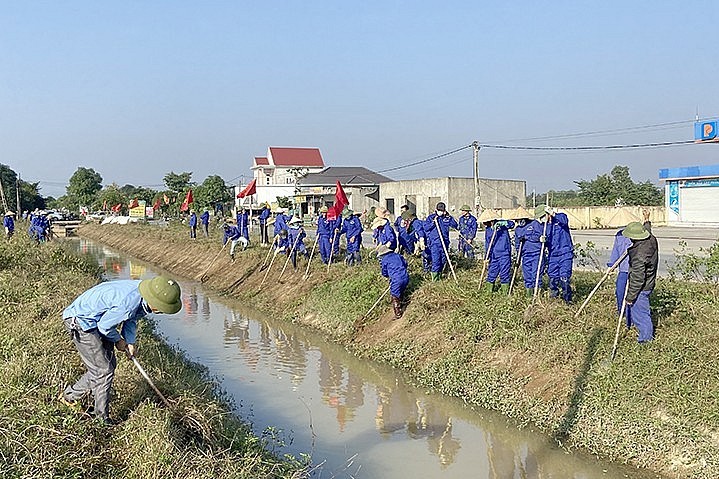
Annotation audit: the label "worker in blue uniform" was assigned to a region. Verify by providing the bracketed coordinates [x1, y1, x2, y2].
[340, 209, 363, 265]
[377, 244, 410, 319]
[484, 218, 515, 293]
[394, 205, 409, 253]
[371, 216, 398, 251]
[258, 202, 271, 245]
[331, 212, 343, 257]
[623, 221, 658, 343]
[287, 216, 310, 269]
[189, 210, 197, 239]
[515, 205, 553, 296]
[398, 210, 421, 255]
[509, 208, 533, 290]
[275, 229, 290, 253]
[423, 202, 458, 281]
[3, 211, 15, 239]
[317, 206, 333, 264]
[540, 206, 574, 303]
[60, 276, 182, 424]
[222, 221, 243, 261]
[273, 208, 289, 239]
[236, 207, 250, 248]
[607, 226, 633, 328]
[200, 208, 210, 237]
[458, 205, 477, 259]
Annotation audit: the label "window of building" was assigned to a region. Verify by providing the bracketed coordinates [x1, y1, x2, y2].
[386, 198, 395, 214]
[266, 176, 271, 185]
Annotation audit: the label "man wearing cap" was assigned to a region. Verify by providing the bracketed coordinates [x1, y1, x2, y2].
[458, 205, 477, 259]
[287, 216, 310, 269]
[317, 206, 334, 264]
[539, 206, 574, 303]
[200, 208, 210, 237]
[3, 211, 15, 239]
[60, 276, 182, 423]
[189, 209, 198, 239]
[515, 206, 553, 295]
[377, 244, 409, 319]
[482, 213, 515, 293]
[258, 203, 271, 245]
[340, 209, 363, 266]
[423, 202, 458, 281]
[622, 221, 658, 343]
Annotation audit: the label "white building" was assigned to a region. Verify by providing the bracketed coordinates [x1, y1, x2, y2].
[660, 164, 719, 226]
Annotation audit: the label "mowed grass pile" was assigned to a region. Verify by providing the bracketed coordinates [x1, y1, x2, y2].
[0, 234, 307, 479]
[81, 222, 719, 478]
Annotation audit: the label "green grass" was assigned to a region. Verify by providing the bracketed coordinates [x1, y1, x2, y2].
[0, 234, 308, 479]
[79, 222, 719, 478]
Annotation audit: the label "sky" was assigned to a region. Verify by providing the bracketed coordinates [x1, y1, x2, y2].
[2, 1, 719, 198]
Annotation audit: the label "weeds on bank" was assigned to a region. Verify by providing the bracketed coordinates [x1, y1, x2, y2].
[0, 234, 308, 479]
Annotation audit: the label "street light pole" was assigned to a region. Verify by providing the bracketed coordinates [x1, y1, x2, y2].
[472, 141, 480, 215]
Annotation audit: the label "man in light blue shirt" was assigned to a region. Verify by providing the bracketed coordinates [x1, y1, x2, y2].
[61, 276, 182, 423]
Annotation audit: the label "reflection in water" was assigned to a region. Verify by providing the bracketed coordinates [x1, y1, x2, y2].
[69, 238, 655, 479]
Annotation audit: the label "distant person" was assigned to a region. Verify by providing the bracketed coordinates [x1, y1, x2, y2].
[222, 220, 245, 261]
[371, 216, 398, 252]
[60, 276, 182, 424]
[317, 206, 333, 264]
[482, 214, 515, 294]
[515, 206, 553, 296]
[189, 210, 197, 239]
[394, 205, 410, 253]
[623, 219, 658, 343]
[273, 207, 289, 240]
[4, 211, 15, 239]
[542, 206, 574, 303]
[422, 202, 458, 281]
[200, 208, 210, 237]
[258, 202, 271, 245]
[287, 216, 310, 269]
[236, 207, 250, 246]
[398, 210, 420, 256]
[377, 244, 409, 319]
[607, 224, 633, 328]
[457, 205, 477, 259]
[340, 209, 363, 266]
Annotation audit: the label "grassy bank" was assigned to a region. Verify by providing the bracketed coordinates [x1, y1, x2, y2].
[0, 233, 307, 478]
[79, 222, 719, 479]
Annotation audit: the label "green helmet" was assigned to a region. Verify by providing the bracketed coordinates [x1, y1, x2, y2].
[139, 276, 182, 314]
[342, 208, 353, 218]
[534, 204, 548, 219]
[460, 204, 471, 212]
[622, 221, 649, 240]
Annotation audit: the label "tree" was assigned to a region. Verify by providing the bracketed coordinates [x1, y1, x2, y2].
[0, 163, 44, 213]
[195, 175, 231, 209]
[118, 184, 157, 204]
[96, 184, 128, 212]
[163, 172, 193, 196]
[66, 167, 103, 211]
[576, 165, 663, 206]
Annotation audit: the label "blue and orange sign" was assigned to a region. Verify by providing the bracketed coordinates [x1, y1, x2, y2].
[695, 120, 718, 141]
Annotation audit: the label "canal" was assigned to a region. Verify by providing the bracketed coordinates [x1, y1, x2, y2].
[71, 238, 656, 478]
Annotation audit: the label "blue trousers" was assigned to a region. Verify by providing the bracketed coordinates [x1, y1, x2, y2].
[429, 243, 447, 273]
[319, 235, 332, 264]
[629, 290, 654, 343]
[521, 252, 547, 288]
[390, 276, 409, 298]
[548, 251, 573, 302]
[487, 255, 511, 284]
[422, 247, 432, 272]
[616, 271, 632, 327]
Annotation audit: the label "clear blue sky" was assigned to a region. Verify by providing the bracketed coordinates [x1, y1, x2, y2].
[2, 1, 719, 198]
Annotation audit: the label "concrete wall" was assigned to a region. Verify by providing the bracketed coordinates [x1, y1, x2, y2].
[491, 206, 666, 229]
[379, 177, 526, 218]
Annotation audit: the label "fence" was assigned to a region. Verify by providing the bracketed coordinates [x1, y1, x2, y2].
[495, 206, 666, 230]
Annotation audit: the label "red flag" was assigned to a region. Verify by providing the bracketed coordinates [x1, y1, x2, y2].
[111, 203, 122, 212]
[128, 198, 139, 209]
[237, 179, 257, 198]
[163, 194, 170, 205]
[327, 181, 349, 220]
[180, 189, 193, 212]
[152, 197, 161, 210]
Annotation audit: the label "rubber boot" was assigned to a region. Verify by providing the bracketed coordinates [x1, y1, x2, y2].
[431, 272, 441, 282]
[499, 283, 509, 295]
[391, 296, 403, 319]
[482, 282, 494, 294]
[525, 287, 533, 297]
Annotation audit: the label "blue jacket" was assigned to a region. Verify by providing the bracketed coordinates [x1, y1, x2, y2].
[236, 212, 249, 237]
[288, 225, 306, 248]
[259, 207, 270, 224]
[377, 221, 398, 250]
[514, 219, 529, 251]
[274, 214, 289, 236]
[340, 216, 363, 242]
[317, 216, 333, 236]
[485, 220, 515, 259]
[548, 213, 573, 257]
[189, 213, 197, 227]
[459, 213, 477, 240]
[3, 216, 14, 232]
[424, 213, 458, 246]
[62, 280, 143, 343]
[380, 252, 409, 282]
[608, 229, 632, 272]
[223, 225, 241, 243]
[200, 211, 210, 225]
[516, 219, 552, 256]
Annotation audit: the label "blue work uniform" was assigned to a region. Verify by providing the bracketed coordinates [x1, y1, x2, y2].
[376, 220, 398, 251]
[236, 211, 250, 240]
[317, 215, 333, 264]
[547, 213, 573, 302]
[189, 212, 197, 238]
[62, 280, 146, 420]
[331, 216, 343, 255]
[608, 229, 633, 327]
[394, 216, 407, 252]
[516, 219, 552, 290]
[4, 215, 14, 237]
[380, 252, 410, 298]
[223, 225, 241, 244]
[340, 215, 363, 265]
[424, 213, 458, 274]
[259, 207, 270, 243]
[200, 211, 210, 236]
[485, 220, 515, 284]
[458, 213, 477, 258]
[273, 213, 289, 237]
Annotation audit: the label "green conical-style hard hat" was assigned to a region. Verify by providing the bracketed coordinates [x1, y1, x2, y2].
[534, 205, 548, 219]
[460, 204, 471, 211]
[139, 276, 182, 314]
[622, 221, 649, 240]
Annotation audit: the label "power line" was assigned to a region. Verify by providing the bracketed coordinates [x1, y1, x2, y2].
[479, 139, 696, 151]
[377, 144, 474, 174]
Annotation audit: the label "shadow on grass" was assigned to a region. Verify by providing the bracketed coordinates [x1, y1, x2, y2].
[553, 327, 604, 443]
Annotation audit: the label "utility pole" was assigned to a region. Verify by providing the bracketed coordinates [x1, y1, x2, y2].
[16, 176, 21, 214]
[472, 141, 480, 215]
[0, 176, 8, 212]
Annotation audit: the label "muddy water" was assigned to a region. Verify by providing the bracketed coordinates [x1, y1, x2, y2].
[72, 239, 655, 479]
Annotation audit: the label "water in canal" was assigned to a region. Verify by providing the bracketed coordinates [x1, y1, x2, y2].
[72, 238, 654, 479]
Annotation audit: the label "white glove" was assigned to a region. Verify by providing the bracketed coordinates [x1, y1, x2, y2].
[539, 235, 546, 243]
[544, 206, 554, 216]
